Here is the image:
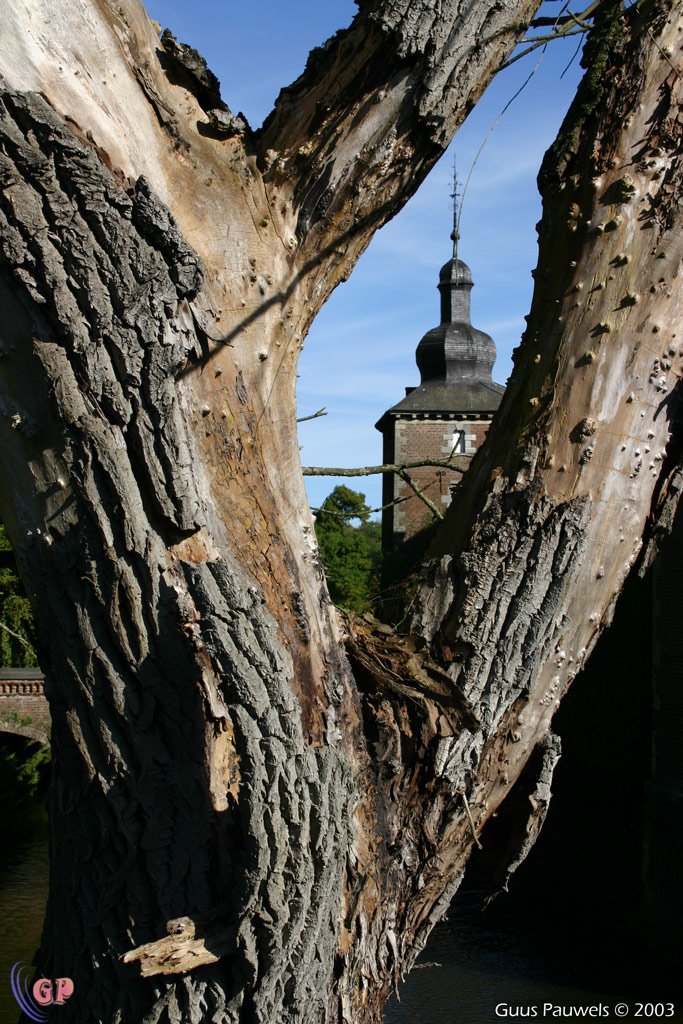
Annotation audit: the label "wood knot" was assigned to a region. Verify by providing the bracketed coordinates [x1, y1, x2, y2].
[570, 417, 596, 443]
[166, 917, 195, 939]
[603, 174, 637, 204]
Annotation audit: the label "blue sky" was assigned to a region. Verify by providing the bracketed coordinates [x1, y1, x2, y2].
[146, 1, 586, 513]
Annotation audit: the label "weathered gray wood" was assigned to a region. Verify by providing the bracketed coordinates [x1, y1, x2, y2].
[400, 0, 682, 968]
[0, 86, 352, 1023]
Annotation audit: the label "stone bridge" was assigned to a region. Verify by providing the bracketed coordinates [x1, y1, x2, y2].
[0, 668, 49, 744]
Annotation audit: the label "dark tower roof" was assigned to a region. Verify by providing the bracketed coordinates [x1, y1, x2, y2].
[415, 254, 497, 386]
[377, 244, 504, 423]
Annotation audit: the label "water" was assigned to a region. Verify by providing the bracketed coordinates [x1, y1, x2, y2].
[0, 812, 49, 1024]
[385, 887, 683, 1024]
[0, 820, 680, 1024]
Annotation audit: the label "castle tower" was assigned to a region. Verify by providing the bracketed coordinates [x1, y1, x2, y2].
[375, 187, 504, 551]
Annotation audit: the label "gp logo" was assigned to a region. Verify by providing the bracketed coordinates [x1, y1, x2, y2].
[10, 962, 75, 1021]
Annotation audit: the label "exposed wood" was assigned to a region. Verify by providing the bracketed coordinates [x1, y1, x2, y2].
[345, 612, 481, 731]
[490, 732, 563, 896]
[122, 916, 232, 977]
[0, 1, 543, 1020]
[397, 0, 682, 976]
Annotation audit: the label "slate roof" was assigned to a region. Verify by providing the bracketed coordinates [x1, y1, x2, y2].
[375, 379, 504, 430]
[376, 247, 505, 430]
[388, 379, 504, 415]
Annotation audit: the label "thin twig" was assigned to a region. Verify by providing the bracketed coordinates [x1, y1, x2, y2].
[457, 43, 550, 247]
[397, 469, 444, 522]
[302, 458, 470, 478]
[530, 13, 583, 26]
[519, 26, 586, 44]
[311, 495, 410, 519]
[561, 33, 584, 78]
[504, 26, 586, 68]
[0, 620, 34, 652]
[462, 791, 483, 850]
[296, 407, 327, 423]
[530, 0, 605, 29]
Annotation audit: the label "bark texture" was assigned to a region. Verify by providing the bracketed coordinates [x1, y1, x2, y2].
[0, 87, 352, 1023]
[0, 0, 680, 1022]
[0, 2, 542, 1021]
[403, 0, 683, 946]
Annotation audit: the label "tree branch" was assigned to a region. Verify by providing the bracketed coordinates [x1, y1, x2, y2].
[311, 495, 410, 518]
[398, 469, 444, 522]
[258, 0, 543, 306]
[296, 407, 328, 423]
[301, 458, 470, 477]
[503, 0, 619, 69]
[503, 26, 587, 68]
[529, 0, 609, 28]
[0, 620, 34, 653]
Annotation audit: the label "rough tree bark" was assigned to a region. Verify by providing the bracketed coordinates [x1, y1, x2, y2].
[0, 1, 680, 1022]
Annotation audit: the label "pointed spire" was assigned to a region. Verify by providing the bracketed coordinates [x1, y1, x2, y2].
[450, 154, 460, 259]
[413, 169, 497, 386]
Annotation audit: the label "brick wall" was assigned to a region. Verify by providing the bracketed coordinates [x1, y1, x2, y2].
[0, 676, 50, 743]
[388, 415, 493, 545]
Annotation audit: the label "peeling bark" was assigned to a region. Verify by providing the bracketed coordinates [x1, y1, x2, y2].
[489, 732, 563, 898]
[402, 0, 682, 974]
[0, 0, 680, 1022]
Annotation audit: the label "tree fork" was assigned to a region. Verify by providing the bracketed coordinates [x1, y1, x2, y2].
[0, 1, 544, 1022]
[338, 8, 682, 1015]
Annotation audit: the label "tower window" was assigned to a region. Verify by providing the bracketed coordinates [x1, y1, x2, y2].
[452, 429, 467, 454]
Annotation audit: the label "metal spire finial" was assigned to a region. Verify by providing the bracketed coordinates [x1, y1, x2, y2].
[450, 154, 461, 258]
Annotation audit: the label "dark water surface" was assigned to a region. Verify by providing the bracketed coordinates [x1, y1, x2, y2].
[382, 555, 681, 1024]
[0, 812, 49, 1024]
[0, 820, 680, 1024]
[385, 887, 683, 1024]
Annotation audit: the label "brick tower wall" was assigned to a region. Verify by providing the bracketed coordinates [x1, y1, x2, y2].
[388, 415, 492, 547]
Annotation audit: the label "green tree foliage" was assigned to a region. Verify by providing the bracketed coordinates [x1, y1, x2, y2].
[0, 523, 37, 667]
[314, 486, 382, 613]
[0, 738, 50, 827]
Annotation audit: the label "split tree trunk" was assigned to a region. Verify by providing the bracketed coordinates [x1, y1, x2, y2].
[0, 1, 681, 1022]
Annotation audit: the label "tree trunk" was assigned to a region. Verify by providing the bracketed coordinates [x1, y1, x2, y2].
[0, 1, 680, 1022]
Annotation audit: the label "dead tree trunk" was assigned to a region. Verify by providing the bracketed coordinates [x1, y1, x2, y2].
[0, 1, 680, 1022]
